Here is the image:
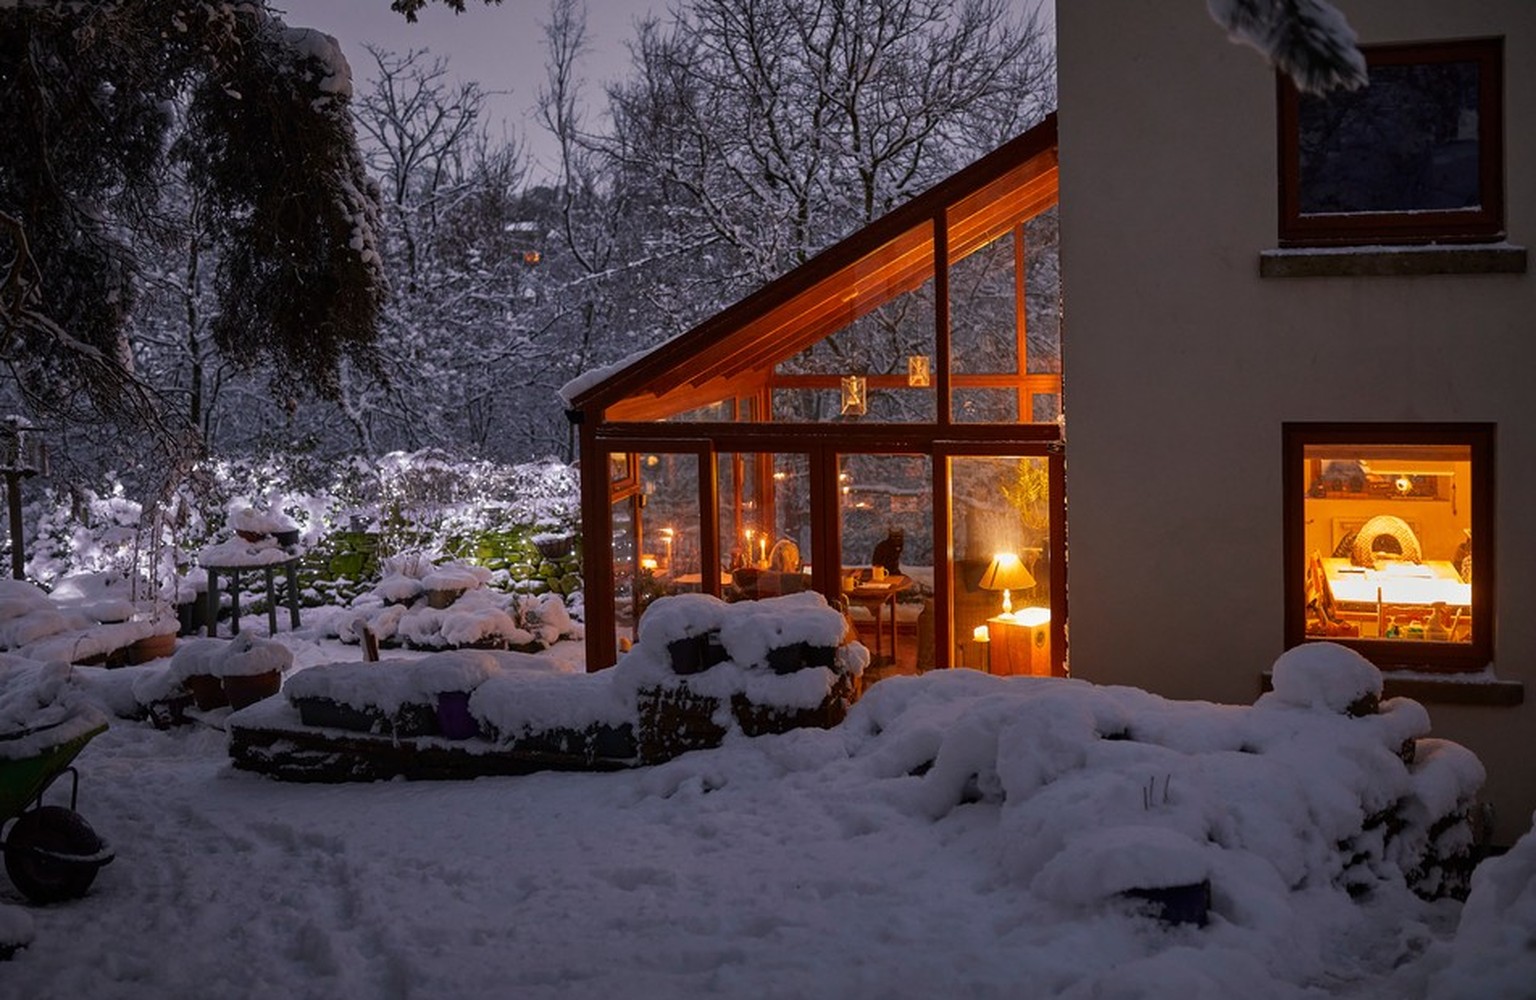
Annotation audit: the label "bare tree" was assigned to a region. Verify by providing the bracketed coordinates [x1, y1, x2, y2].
[338, 47, 546, 458]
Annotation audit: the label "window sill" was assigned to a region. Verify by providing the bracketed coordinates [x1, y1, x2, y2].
[1261, 670, 1523, 707]
[1259, 243, 1527, 278]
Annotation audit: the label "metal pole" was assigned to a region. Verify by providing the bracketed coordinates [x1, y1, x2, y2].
[6, 470, 24, 580]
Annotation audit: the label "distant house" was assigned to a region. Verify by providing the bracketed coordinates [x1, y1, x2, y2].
[566, 0, 1534, 846]
[1057, 0, 1532, 844]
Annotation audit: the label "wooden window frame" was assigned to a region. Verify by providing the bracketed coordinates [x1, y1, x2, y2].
[1282, 422, 1495, 673]
[1277, 38, 1504, 248]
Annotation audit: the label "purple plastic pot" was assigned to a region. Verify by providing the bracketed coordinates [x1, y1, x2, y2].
[435, 691, 480, 741]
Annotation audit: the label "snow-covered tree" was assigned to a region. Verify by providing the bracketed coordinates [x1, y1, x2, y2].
[1208, 0, 1367, 93]
[0, 1, 386, 464]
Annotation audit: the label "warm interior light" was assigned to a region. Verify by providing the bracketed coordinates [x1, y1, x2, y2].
[840, 375, 867, 416]
[1011, 606, 1051, 628]
[979, 551, 1036, 617]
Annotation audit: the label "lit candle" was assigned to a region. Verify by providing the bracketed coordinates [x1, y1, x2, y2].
[973, 625, 990, 643]
[759, 537, 767, 564]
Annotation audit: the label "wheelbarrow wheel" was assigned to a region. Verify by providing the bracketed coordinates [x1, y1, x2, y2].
[4, 806, 107, 904]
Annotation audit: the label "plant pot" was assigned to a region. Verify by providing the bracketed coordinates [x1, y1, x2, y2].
[294, 697, 389, 733]
[222, 670, 281, 711]
[392, 702, 440, 738]
[425, 587, 466, 610]
[703, 631, 729, 668]
[534, 534, 575, 560]
[274, 528, 301, 546]
[176, 599, 207, 637]
[804, 644, 838, 669]
[236, 529, 268, 543]
[1122, 881, 1212, 927]
[127, 632, 177, 665]
[146, 693, 195, 730]
[184, 674, 229, 711]
[766, 641, 808, 675]
[435, 691, 480, 740]
[668, 634, 709, 675]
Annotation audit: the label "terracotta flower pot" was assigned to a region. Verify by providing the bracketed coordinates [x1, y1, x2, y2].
[222, 670, 280, 710]
[184, 674, 229, 711]
[127, 632, 177, 665]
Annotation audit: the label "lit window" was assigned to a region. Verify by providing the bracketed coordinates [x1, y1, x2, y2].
[1283, 424, 1493, 671]
[1277, 39, 1504, 247]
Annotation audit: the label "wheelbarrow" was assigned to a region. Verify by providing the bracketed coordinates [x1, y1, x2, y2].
[0, 707, 115, 904]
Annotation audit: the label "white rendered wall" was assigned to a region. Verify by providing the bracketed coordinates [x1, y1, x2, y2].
[1056, 1, 1536, 843]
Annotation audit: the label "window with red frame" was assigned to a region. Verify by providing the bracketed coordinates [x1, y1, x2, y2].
[1277, 38, 1504, 247]
[1283, 424, 1494, 671]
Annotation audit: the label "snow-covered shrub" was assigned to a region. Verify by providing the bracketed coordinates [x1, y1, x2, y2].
[838, 644, 1483, 926]
[24, 450, 582, 613]
[333, 556, 581, 652]
[1428, 811, 1536, 998]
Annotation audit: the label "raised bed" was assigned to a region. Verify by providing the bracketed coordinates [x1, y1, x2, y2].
[227, 697, 636, 783]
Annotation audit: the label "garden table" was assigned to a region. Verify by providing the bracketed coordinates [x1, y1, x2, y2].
[204, 558, 302, 638]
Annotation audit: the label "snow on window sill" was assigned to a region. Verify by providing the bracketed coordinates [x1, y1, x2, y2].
[1259, 242, 1528, 278]
[1262, 668, 1523, 707]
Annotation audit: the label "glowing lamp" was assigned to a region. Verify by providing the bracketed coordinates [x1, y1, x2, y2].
[979, 552, 1036, 617]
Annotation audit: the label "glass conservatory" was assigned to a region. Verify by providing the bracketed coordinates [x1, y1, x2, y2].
[565, 115, 1065, 681]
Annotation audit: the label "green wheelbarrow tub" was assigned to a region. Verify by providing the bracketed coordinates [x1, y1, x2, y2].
[0, 709, 110, 823]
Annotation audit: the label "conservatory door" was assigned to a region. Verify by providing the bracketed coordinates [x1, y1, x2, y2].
[836, 452, 935, 674]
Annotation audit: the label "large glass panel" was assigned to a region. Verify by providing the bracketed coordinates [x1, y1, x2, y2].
[950, 227, 1018, 379]
[610, 493, 639, 649]
[1300, 442, 1474, 646]
[1299, 61, 1480, 215]
[948, 206, 1061, 424]
[773, 221, 936, 423]
[838, 454, 933, 678]
[719, 452, 812, 601]
[949, 456, 1053, 675]
[667, 400, 738, 423]
[612, 453, 701, 647]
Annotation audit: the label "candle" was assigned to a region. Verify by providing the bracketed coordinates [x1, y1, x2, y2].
[973, 625, 990, 643]
[759, 537, 767, 565]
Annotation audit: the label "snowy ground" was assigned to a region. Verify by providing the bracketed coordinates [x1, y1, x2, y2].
[2, 605, 1534, 1000]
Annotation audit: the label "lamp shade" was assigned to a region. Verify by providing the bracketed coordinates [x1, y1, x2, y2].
[980, 552, 1035, 593]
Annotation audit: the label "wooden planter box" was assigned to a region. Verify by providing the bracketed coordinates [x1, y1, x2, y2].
[732, 673, 857, 737]
[636, 685, 728, 764]
[637, 672, 859, 764]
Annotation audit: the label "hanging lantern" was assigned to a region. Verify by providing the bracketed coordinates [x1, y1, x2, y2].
[840, 375, 867, 416]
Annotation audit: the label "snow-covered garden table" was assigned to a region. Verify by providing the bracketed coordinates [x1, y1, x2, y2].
[203, 559, 301, 637]
[198, 536, 304, 638]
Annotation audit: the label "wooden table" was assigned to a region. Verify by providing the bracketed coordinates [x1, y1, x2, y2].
[844, 575, 911, 665]
[1322, 558, 1469, 611]
[668, 571, 734, 591]
[204, 559, 302, 638]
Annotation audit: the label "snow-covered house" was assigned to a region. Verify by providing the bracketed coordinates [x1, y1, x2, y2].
[1056, 0, 1533, 845]
[566, 0, 1533, 846]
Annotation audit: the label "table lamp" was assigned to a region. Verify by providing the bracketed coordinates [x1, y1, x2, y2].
[980, 551, 1035, 618]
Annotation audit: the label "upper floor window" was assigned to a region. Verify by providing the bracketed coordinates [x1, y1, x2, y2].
[1277, 38, 1504, 247]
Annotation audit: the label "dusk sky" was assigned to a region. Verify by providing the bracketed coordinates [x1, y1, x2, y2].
[274, 0, 666, 178]
[275, 0, 1054, 180]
